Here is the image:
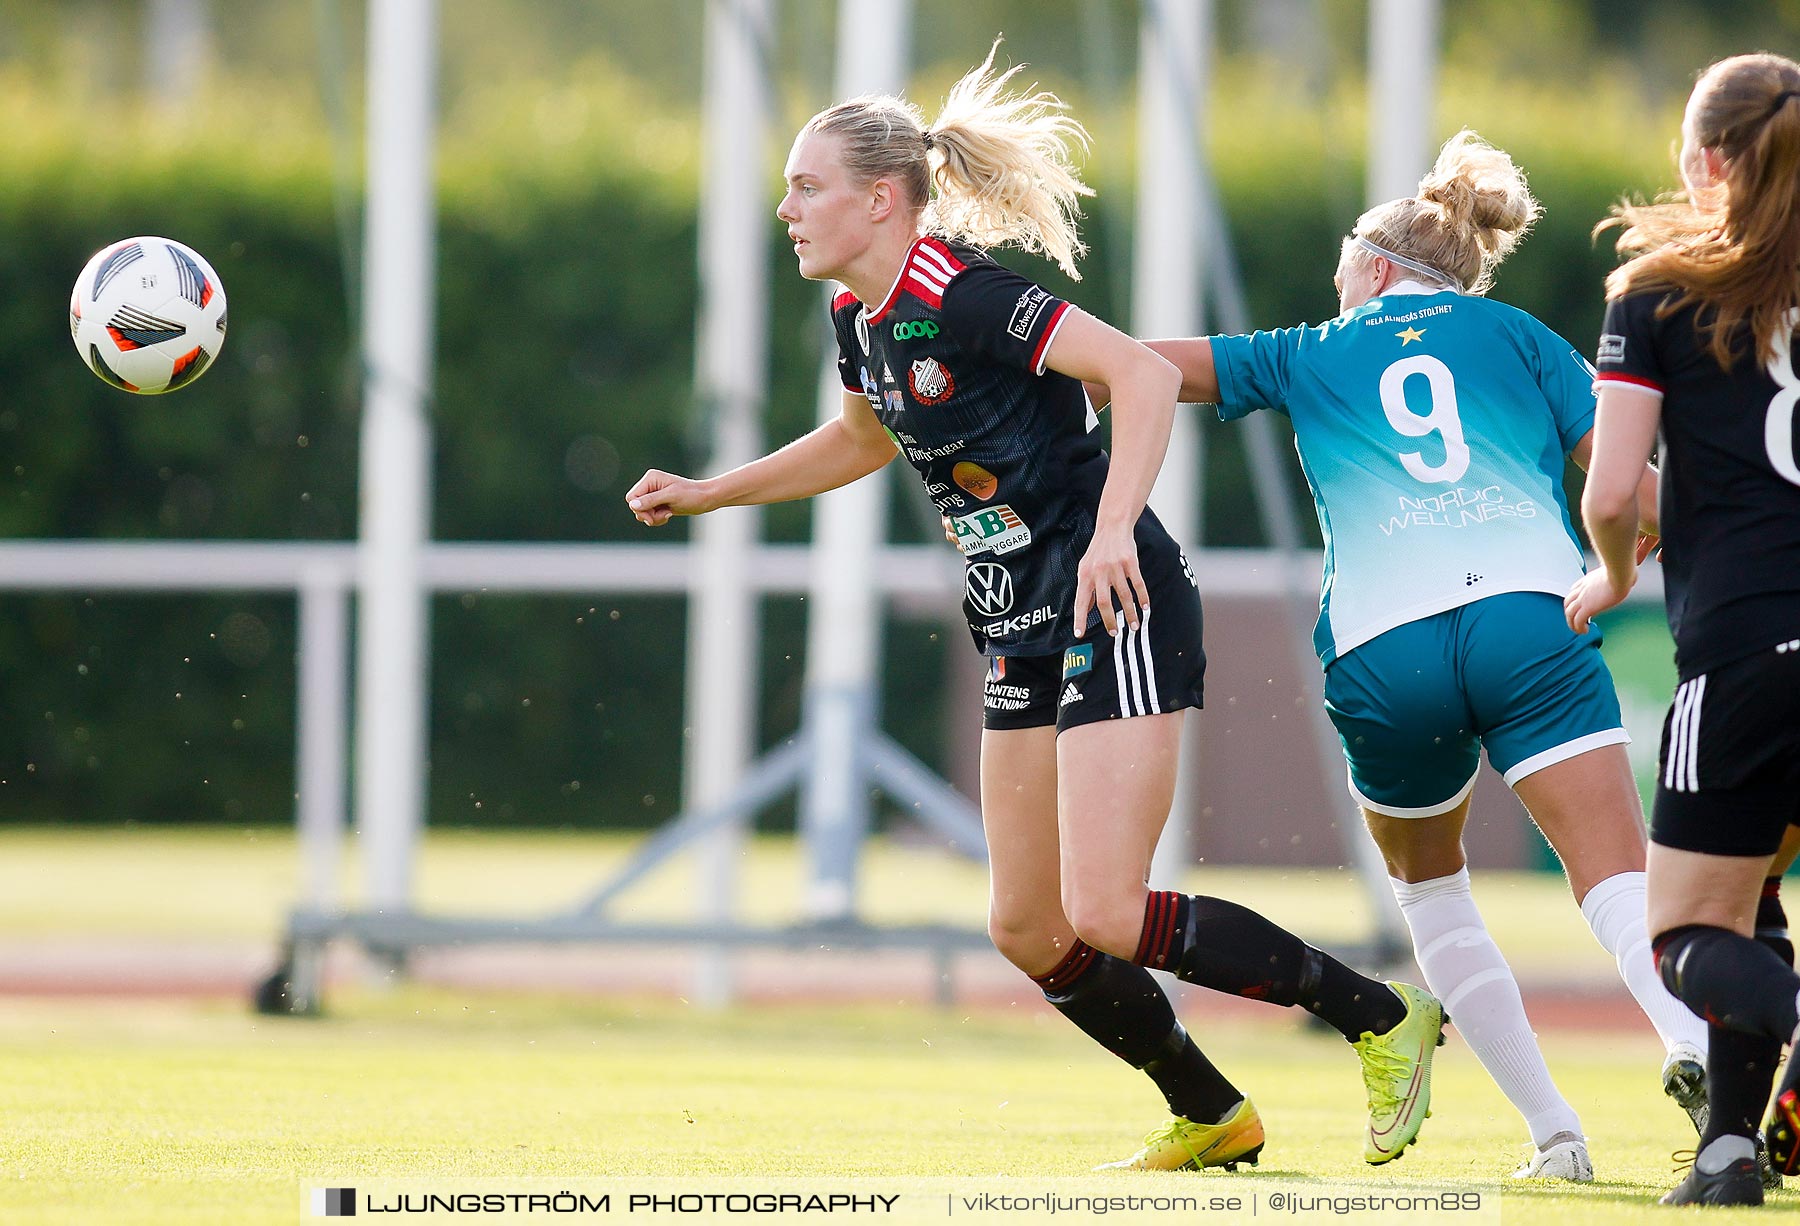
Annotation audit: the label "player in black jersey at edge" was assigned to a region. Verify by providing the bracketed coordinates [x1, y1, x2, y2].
[628, 43, 1444, 1171]
[1569, 53, 1800, 1208]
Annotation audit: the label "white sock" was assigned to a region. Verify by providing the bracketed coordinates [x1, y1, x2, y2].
[1579, 871, 1710, 1056]
[1697, 1134, 1756, 1174]
[1391, 869, 1583, 1146]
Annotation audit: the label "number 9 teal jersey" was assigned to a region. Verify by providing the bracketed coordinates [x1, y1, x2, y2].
[1210, 287, 1597, 666]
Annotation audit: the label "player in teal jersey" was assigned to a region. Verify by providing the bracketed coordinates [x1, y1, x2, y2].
[1092, 132, 1714, 1181]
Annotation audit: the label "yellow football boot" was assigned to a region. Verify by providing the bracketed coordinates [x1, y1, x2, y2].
[1354, 981, 1446, 1164]
[1094, 1097, 1265, 1172]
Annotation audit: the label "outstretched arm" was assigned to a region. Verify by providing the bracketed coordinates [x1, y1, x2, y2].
[627, 391, 895, 526]
[1083, 337, 1221, 410]
[1042, 308, 1181, 637]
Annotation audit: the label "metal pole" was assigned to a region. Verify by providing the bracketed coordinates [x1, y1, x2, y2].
[1133, 0, 1207, 889]
[797, 0, 912, 920]
[686, 0, 773, 1007]
[297, 572, 350, 912]
[357, 0, 437, 910]
[1367, 0, 1439, 205]
[144, 0, 211, 111]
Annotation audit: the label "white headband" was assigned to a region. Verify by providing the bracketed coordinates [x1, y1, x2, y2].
[1353, 236, 1464, 294]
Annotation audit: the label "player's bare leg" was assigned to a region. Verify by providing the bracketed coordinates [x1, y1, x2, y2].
[1059, 712, 1441, 1164]
[980, 725, 1072, 977]
[980, 724, 1250, 1163]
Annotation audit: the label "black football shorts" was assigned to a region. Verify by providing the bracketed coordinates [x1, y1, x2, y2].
[981, 555, 1206, 733]
[1650, 636, 1800, 857]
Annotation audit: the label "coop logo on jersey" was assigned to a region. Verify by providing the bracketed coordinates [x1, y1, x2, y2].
[1062, 644, 1093, 679]
[1597, 334, 1626, 364]
[952, 505, 1033, 556]
[965, 562, 1015, 617]
[909, 357, 956, 405]
[893, 319, 940, 341]
[1007, 286, 1052, 342]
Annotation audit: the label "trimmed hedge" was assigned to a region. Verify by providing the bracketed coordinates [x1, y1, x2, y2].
[0, 80, 1674, 828]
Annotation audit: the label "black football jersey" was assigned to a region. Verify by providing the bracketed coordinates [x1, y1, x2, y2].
[1597, 290, 1800, 677]
[831, 236, 1185, 655]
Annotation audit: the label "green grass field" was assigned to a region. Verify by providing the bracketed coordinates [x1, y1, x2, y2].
[1, 989, 1789, 1225]
[2, 828, 1794, 1223]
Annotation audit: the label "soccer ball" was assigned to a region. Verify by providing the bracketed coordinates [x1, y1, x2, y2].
[69, 236, 227, 394]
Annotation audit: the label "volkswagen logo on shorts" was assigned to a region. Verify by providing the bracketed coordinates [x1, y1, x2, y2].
[965, 563, 1014, 616]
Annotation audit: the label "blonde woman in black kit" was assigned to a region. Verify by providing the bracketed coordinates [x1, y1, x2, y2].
[629, 46, 1442, 1171]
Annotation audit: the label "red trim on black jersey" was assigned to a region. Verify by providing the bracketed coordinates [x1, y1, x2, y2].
[867, 237, 968, 322]
[1030, 300, 1072, 373]
[832, 289, 858, 312]
[1596, 371, 1665, 394]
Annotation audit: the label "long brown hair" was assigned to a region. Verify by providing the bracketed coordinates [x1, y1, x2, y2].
[1348, 130, 1540, 296]
[1602, 53, 1800, 368]
[799, 42, 1093, 279]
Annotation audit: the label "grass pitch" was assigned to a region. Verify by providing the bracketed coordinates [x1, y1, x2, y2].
[2, 827, 1793, 1222]
[2, 988, 1792, 1225]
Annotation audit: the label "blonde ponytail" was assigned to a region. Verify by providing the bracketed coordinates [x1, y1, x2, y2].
[799, 40, 1093, 279]
[924, 43, 1094, 279]
[1355, 129, 1541, 295]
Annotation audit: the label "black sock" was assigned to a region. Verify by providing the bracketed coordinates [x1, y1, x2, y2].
[1759, 877, 1794, 968]
[1654, 924, 1800, 1041]
[1033, 940, 1243, 1123]
[1134, 891, 1404, 1041]
[1703, 1022, 1781, 1147]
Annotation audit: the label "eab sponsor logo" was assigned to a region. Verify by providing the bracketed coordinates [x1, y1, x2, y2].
[893, 319, 940, 340]
[952, 504, 1031, 556]
[1062, 644, 1093, 679]
[1597, 334, 1625, 364]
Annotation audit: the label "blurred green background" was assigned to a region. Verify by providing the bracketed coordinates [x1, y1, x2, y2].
[0, 0, 1773, 832]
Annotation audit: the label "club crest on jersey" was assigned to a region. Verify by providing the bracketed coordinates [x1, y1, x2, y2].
[951, 504, 1032, 556]
[909, 357, 955, 405]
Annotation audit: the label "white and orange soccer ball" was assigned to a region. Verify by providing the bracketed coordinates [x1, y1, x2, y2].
[70, 236, 227, 394]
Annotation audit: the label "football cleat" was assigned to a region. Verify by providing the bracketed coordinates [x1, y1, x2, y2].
[1661, 1151, 1763, 1207]
[1511, 1131, 1593, 1182]
[1661, 1044, 1708, 1136]
[1094, 1097, 1265, 1172]
[1354, 981, 1446, 1164]
[1768, 1086, 1800, 1178]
